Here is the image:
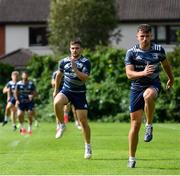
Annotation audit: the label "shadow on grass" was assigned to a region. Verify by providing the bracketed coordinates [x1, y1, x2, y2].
[137, 158, 180, 170]
[137, 166, 180, 170]
[92, 157, 180, 161]
[138, 158, 180, 161]
[92, 158, 127, 161]
[92, 157, 180, 170]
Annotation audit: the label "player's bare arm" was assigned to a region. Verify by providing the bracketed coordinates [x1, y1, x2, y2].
[51, 79, 55, 88]
[3, 86, 11, 101]
[28, 91, 37, 101]
[125, 64, 155, 80]
[14, 88, 20, 107]
[2, 86, 9, 94]
[53, 70, 63, 97]
[161, 58, 174, 89]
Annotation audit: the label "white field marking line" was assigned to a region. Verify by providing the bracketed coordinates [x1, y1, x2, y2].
[158, 124, 180, 131]
[0, 140, 21, 167]
[28, 175, 180, 176]
[10, 140, 20, 148]
[9, 136, 31, 167]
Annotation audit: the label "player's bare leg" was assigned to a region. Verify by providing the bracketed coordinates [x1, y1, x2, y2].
[11, 106, 17, 130]
[2, 102, 11, 126]
[54, 93, 68, 138]
[143, 87, 157, 124]
[17, 110, 26, 135]
[64, 103, 70, 123]
[27, 110, 34, 135]
[143, 87, 157, 142]
[76, 109, 91, 159]
[128, 110, 143, 167]
[72, 105, 81, 129]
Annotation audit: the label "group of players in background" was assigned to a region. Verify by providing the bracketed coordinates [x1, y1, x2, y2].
[2, 71, 37, 134]
[1, 24, 174, 168]
[1, 70, 82, 133]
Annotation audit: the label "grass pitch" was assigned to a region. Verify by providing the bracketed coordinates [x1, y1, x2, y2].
[0, 122, 180, 175]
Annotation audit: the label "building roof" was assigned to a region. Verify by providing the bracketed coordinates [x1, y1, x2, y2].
[0, 0, 179, 24]
[0, 48, 33, 69]
[0, 0, 50, 24]
[116, 0, 180, 22]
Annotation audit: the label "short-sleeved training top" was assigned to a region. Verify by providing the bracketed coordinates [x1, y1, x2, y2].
[16, 80, 36, 102]
[6, 81, 17, 97]
[58, 56, 91, 93]
[125, 43, 166, 90]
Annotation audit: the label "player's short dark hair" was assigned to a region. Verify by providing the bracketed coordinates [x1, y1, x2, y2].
[70, 38, 82, 47]
[137, 24, 152, 33]
[22, 70, 29, 75]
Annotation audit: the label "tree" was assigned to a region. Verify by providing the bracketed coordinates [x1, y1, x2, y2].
[48, 0, 118, 54]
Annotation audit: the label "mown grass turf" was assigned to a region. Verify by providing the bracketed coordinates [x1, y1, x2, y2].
[0, 122, 180, 175]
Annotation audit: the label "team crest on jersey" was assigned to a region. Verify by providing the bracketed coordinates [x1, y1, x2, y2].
[77, 63, 83, 69]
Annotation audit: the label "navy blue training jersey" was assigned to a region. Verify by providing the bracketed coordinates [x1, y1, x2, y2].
[6, 81, 17, 97]
[16, 80, 36, 102]
[58, 56, 91, 93]
[125, 43, 166, 90]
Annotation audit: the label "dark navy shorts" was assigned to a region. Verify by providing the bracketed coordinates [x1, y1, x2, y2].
[8, 97, 16, 105]
[61, 90, 88, 110]
[18, 101, 35, 111]
[129, 83, 161, 113]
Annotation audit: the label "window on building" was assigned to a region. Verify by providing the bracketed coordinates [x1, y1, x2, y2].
[169, 26, 180, 44]
[151, 25, 180, 44]
[157, 26, 166, 41]
[151, 27, 155, 41]
[29, 27, 48, 46]
[152, 26, 166, 44]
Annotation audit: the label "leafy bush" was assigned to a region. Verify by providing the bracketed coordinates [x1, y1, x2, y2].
[27, 55, 57, 104]
[0, 63, 14, 121]
[154, 46, 180, 122]
[24, 46, 180, 122]
[84, 46, 130, 120]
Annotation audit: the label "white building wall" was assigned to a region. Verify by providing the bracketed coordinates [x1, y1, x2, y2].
[5, 25, 29, 53]
[30, 46, 54, 55]
[110, 24, 138, 50]
[110, 24, 176, 52]
[5, 24, 175, 55]
[5, 25, 54, 55]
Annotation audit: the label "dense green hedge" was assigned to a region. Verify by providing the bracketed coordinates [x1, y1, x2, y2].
[1, 46, 180, 122]
[83, 46, 130, 120]
[155, 46, 180, 122]
[27, 55, 57, 103]
[26, 46, 180, 122]
[0, 63, 14, 121]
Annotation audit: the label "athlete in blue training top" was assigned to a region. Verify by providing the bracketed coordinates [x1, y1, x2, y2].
[51, 70, 81, 129]
[125, 24, 174, 168]
[53, 39, 92, 159]
[2, 71, 19, 130]
[15, 71, 36, 135]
